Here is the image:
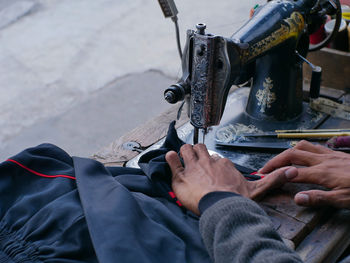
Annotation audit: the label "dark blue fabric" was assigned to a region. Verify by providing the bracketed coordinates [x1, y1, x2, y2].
[74, 157, 209, 263]
[138, 121, 184, 202]
[0, 122, 211, 263]
[0, 144, 96, 263]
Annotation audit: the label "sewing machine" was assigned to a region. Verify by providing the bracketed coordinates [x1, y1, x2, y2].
[164, 0, 342, 145]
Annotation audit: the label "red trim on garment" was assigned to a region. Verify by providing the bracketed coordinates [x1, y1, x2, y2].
[168, 191, 176, 198]
[250, 172, 265, 179]
[6, 159, 76, 180]
[176, 200, 183, 207]
[168, 191, 183, 207]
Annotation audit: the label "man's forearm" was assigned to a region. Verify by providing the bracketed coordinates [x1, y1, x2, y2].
[199, 195, 303, 263]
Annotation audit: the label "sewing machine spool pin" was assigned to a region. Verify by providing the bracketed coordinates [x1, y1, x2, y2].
[295, 51, 322, 99]
[195, 23, 206, 35]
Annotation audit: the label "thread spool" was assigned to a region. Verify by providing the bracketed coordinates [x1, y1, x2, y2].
[310, 24, 326, 45]
[348, 24, 350, 51]
[325, 19, 349, 51]
[342, 5, 350, 24]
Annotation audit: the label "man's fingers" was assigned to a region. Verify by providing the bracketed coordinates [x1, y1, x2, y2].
[259, 141, 333, 174]
[287, 166, 335, 187]
[165, 151, 184, 177]
[259, 148, 321, 174]
[294, 189, 350, 208]
[193, 144, 210, 160]
[180, 144, 197, 164]
[251, 167, 297, 199]
[294, 140, 333, 154]
[210, 154, 222, 161]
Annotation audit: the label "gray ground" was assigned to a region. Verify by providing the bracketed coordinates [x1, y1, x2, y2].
[0, 0, 264, 160]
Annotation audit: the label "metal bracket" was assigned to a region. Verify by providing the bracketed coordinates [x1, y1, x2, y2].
[122, 141, 143, 153]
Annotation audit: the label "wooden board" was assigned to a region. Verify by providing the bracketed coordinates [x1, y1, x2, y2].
[296, 209, 350, 263]
[92, 103, 189, 166]
[260, 204, 308, 246]
[303, 84, 345, 101]
[260, 183, 329, 248]
[303, 48, 350, 91]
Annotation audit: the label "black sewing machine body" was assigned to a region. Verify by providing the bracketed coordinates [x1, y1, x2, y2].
[189, 1, 309, 125]
[164, 0, 340, 145]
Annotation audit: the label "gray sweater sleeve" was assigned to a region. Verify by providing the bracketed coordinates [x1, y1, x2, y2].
[199, 195, 303, 263]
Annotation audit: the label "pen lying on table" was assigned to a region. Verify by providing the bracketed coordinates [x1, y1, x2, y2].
[274, 128, 350, 133]
[240, 129, 350, 139]
[216, 141, 350, 153]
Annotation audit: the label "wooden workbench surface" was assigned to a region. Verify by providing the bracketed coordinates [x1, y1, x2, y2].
[93, 48, 350, 263]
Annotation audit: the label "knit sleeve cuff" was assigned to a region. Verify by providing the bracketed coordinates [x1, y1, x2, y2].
[198, 191, 240, 215]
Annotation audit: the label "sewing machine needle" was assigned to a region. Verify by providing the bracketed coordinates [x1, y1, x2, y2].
[202, 128, 207, 144]
[193, 127, 199, 145]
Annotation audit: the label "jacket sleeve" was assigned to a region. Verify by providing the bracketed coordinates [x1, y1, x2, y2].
[199, 195, 303, 263]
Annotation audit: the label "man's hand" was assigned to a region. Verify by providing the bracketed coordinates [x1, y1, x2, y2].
[259, 140, 350, 209]
[165, 144, 294, 215]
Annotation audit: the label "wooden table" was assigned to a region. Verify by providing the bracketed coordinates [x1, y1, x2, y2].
[92, 48, 350, 263]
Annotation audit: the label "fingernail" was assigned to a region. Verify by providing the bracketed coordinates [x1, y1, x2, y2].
[285, 167, 297, 179]
[295, 193, 309, 205]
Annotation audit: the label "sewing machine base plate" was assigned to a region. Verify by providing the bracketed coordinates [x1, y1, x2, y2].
[185, 87, 327, 170]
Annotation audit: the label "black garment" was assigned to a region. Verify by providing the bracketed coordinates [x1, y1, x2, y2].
[0, 122, 210, 263]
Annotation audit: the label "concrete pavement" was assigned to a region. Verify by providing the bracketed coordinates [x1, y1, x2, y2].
[0, 0, 264, 160]
[0, 70, 174, 158]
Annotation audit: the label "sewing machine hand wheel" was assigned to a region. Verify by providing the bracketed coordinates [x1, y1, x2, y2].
[309, 0, 342, 51]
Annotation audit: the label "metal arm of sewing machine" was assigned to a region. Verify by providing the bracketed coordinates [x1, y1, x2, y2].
[164, 0, 341, 144]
